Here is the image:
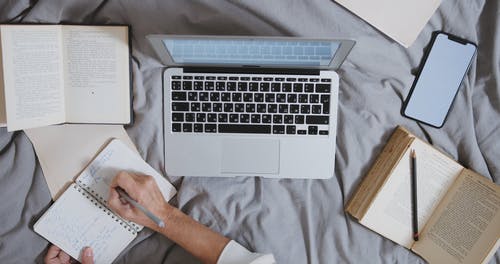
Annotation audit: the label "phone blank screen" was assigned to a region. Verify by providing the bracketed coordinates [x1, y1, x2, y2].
[404, 34, 476, 127]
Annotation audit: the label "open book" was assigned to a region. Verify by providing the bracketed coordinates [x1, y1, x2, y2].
[346, 126, 500, 264]
[0, 24, 132, 131]
[34, 139, 176, 264]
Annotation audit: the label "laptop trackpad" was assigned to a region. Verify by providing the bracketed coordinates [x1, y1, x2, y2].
[221, 138, 280, 174]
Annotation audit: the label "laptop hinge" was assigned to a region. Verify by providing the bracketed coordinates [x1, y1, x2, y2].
[183, 67, 320, 75]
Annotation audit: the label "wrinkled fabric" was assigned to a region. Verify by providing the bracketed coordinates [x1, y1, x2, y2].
[0, 0, 498, 263]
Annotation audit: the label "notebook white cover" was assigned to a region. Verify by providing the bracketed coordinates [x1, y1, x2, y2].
[336, 0, 442, 47]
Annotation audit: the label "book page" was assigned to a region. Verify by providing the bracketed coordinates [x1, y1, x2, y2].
[0, 25, 65, 131]
[24, 124, 137, 199]
[0, 31, 6, 126]
[34, 184, 136, 264]
[413, 170, 500, 264]
[76, 138, 177, 231]
[62, 26, 130, 123]
[360, 139, 463, 248]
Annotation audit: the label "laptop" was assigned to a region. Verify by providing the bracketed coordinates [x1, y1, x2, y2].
[147, 35, 354, 179]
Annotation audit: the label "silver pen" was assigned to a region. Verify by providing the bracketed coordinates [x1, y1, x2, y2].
[115, 187, 165, 228]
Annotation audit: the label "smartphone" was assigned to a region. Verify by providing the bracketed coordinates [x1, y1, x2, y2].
[402, 32, 477, 128]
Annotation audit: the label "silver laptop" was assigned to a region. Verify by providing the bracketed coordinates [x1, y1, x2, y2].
[147, 35, 354, 179]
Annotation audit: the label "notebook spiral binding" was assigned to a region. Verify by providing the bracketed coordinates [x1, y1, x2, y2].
[73, 184, 137, 235]
[77, 180, 141, 232]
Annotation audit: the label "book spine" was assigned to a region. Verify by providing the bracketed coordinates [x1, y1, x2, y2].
[346, 126, 414, 219]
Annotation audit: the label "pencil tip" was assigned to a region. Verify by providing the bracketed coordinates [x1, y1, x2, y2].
[411, 149, 416, 158]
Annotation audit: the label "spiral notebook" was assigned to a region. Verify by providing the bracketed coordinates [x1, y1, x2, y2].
[34, 139, 177, 264]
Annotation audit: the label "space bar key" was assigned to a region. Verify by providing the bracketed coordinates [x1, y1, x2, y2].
[218, 124, 271, 134]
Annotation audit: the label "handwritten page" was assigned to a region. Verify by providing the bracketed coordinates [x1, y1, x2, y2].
[76, 139, 177, 230]
[34, 184, 136, 264]
[360, 138, 463, 248]
[24, 124, 137, 199]
[0, 31, 6, 126]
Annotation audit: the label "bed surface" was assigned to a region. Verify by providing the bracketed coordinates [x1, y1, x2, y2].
[0, 0, 498, 263]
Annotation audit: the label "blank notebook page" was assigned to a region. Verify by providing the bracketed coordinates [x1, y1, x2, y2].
[34, 184, 136, 264]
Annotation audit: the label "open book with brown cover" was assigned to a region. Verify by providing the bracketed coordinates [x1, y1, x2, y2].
[0, 24, 132, 131]
[346, 126, 500, 264]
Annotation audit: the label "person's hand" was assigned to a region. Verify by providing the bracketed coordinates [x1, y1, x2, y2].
[44, 245, 93, 264]
[108, 171, 171, 230]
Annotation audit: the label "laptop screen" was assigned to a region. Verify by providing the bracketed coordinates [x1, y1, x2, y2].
[162, 38, 340, 67]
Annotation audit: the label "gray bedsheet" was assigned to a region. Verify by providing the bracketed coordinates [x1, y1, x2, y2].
[0, 0, 498, 263]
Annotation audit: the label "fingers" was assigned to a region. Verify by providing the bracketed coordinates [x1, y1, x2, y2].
[80, 247, 94, 264]
[110, 171, 141, 198]
[108, 187, 131, 218]
[44, 245, 61, 264]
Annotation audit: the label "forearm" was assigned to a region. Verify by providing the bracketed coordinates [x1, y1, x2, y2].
[153, 205, 230, 264]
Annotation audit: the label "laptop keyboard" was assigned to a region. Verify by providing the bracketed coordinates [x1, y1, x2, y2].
[170, 75, 332, 135]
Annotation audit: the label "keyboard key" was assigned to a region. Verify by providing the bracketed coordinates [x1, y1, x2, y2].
[172, 92, 187, 101]
[240, 114, 250, 123]
[185, 113, 195, 122]
[319, 130, 329, 135]
[287, 94, 297, 103]
[172, 76, 181, 80]
[183, 76, 193, 80]
[278, 104, 288, 113]
[298, 78, 308, 82]
[172, 102, 189, 111]
[205, 82, 215, 91]
[271, 83, 281, 92]
[276, 94, 286, 103]
[232, 93, 242, 102]
[227, 82, 237, 91]
[304, 83, 314, 92]
[298, 94, 308, 103]
[252, 77, 262, 81]
[273, 115, 283, 124]
[316, 84, 330, 93]
[219, 124, 271, 134]
[262, 114, 272, 123]
[235, 103, 245, 113]
[210, 92, 220, 101]
[297, 129, 307, 135]
[293, 83, 303, 92]
[275, 77, 285, 81]
[218, 113, 228, 123]
[308, 125, 318, 135]
[217, 76, 227, 80]
[224, 103, 233, 112]
[290, 104, 300, 113]
[310, 78, 319, 82]
[194, 123, 203, 132]
[263, 77, 273, 81]
[306, 115, 329, 124]
[284, 115, 294, 124]
[188, 92, 198, 101]
[205, 124, 216, 133]
[208, 113, 217, 122]
[183, 123, 193, 132]
[282, 83, 292, 92]
[172, 113, 184, 122]
[295, 115, 305, 124]
[206, 76, 216, 80]
[199, 92, 209, 101]
[286, 78, 296, 82]
[172, 81, 182, 90]
[240, 77, 250, 81]
[213, 103, 223, 112]
[265, 93, 275, 103]
[216, 82, 225, 91]
[312, 105, 321, 114]
[194, 76, 204, 80]
[249, 82, 259, 91]
[310, 94, 319, 103]
[194, 81, 204, 90]
[254, 93, 264, 102]
[202, 103, 211, 112]
[245, 104, 256, 113]
[221, 92, 231, 102]
[229, 76, 239, 81]
[260, 83, 270, 92]
[229, 114, 239, 123]
[301, 105, 311, 114]
[243, 93, 253, 102]
[286, 125, 296, 134]
[196, 113, 206, 122]
[238, 82, 248, 91]
[172, 123, 181, 132]
[273, 125, 285, 134]
[257, 104, 267, 113]
[268, 104, 278, 113]
[251, 114, 261, 123]
[183, 81, 192, 90]
[321, 78, 331, 82]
